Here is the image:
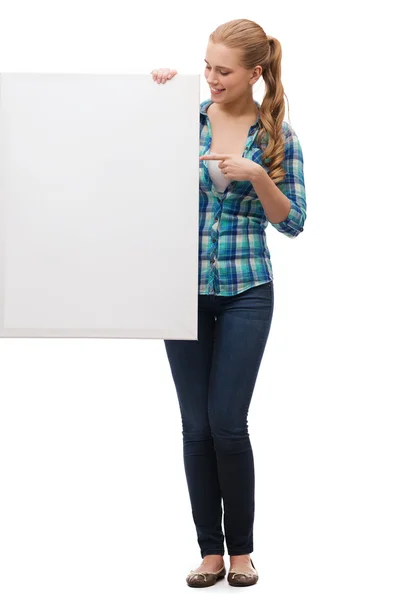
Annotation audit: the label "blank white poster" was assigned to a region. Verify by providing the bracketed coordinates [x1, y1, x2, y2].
[0, 73, 200, 339]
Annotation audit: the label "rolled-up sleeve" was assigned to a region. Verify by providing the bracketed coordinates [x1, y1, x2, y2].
[269, 126, 307, 238]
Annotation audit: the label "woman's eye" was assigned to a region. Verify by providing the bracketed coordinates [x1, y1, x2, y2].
[205, 66, 229, 76]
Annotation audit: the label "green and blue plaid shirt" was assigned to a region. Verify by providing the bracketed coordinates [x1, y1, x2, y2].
[199, 99, 307, 296]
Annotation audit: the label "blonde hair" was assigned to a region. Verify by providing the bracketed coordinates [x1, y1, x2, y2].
[209, 19, 290, 184]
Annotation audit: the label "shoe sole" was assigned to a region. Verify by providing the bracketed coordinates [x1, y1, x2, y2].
[228, 576, 259, 587]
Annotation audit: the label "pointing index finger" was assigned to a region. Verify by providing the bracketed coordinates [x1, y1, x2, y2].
[199, 153, 231, 161]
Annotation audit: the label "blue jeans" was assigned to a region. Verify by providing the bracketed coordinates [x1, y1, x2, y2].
[164, 280, 274, 558]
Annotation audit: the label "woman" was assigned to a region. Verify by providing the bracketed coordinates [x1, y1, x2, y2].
[152, 18, 307, 588]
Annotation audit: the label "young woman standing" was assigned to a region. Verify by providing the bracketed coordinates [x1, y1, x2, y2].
[152, 18, 307, 588]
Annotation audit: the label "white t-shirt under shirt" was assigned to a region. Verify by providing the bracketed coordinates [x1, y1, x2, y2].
[205, 151, 232, 192]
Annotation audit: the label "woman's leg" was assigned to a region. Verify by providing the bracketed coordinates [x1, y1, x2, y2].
[208, 281, 274, 556]
[164, 299, 225, 557]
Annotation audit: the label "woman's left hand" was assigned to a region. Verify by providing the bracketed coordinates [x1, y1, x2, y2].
[199, 153, 262, 182]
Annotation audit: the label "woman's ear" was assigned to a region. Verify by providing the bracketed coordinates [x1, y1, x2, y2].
[249, 65, 263, 85]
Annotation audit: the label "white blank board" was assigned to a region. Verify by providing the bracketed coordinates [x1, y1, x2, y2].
[0, 74, 200, 339]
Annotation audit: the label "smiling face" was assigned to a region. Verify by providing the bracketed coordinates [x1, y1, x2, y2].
[204, 41, 261, 103]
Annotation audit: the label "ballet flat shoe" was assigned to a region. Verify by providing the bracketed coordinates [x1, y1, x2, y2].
[227, 558, 259, 587]
[186, 564, 226, 587]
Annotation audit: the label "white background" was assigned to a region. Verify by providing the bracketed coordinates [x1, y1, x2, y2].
[0, 1, 399, 599]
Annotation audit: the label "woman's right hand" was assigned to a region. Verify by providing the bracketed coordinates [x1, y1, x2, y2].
[151, 68, 178, 84]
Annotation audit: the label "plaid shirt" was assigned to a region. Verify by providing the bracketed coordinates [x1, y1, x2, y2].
[198, 99, 307, 296]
